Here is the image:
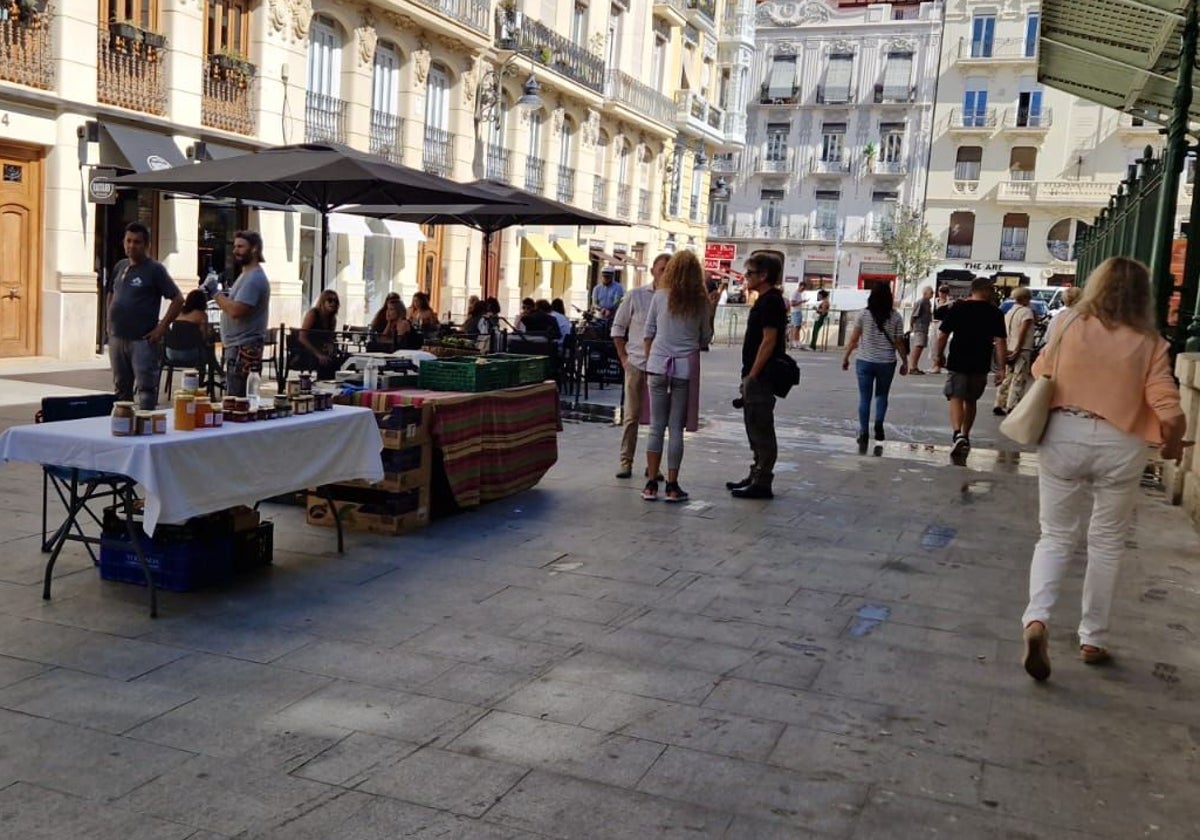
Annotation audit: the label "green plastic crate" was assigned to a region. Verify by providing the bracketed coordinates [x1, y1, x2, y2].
[418, 357, 513, 392]
[485, 353, 550, 386]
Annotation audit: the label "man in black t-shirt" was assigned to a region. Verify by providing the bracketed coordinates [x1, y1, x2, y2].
[728, 252, 787, 499]
[935, 277, 1007, 456]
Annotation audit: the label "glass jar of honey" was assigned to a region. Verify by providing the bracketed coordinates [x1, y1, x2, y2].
[173, 392, 195, 432]
[194, 397, 213, 430]
[111, 402, 136, 436]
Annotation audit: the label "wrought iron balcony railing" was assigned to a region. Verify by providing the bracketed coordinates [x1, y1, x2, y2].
[957, 37, 1036, 61]
[946, 244, 973, 258]
[305, 91, 347, 144]
[0, 7, 53, 90]
[525, 156, 546, 194]
[1000, 243, 1028, 261]
[416, 0, 489, 34]
[97, 28, 167, 114]
[686, 0, 716, 27]
[593, 175, 610, 212]
[816, 85, 855, 105]
[874, 84, 916, 104]
[616, 184, 632, 219]
[711, 153, 740, 173]
[606, 70, 676, 126]
[498, 12, 605, 93]
[1003, 107, 1053, 129]
[423, 126, 455, 177]
[949, 107, 997, 129]
[202, 59, 255, 136]
[486, 143, 511, 183]
[759, 82, 800, 105]
[369, 110, 405, 164]
[557, 164, 575, 203]
[638, 189, 652, 223]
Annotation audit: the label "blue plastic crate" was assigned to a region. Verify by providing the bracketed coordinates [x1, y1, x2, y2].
[99, 533, 234, 592]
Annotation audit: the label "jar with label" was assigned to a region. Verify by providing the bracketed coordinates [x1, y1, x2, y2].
[194, 397, 213, 430]
[222, 396, 238, 413]
[111, 402, 136, 437]
[274, 395, 290, 418]
[173, 392, 196, 431]
[299, 373, 313, 394]
[134, 411, 154, 436]
[211, 405, 224, 427]
[182, 369, 201, 392]
[151, 411, 168, 434]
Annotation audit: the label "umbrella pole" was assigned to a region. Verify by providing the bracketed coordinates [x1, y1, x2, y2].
[320, 211, 330, 293]
[483, 230, 492, 299]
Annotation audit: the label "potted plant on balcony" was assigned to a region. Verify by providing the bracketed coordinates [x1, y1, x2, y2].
[212, 48, 255, 82]
[496, 1, 519, 50]
[109, 18, 144, 46]
[537, 45, 554, 65]
[3, 0, 48, 24]
[863, 142, 876, 173]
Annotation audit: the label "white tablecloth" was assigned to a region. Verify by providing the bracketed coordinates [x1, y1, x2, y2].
[0, 405, 384, 535]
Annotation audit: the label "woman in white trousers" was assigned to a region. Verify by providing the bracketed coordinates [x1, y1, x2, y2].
[1022, 257, 1186, 681]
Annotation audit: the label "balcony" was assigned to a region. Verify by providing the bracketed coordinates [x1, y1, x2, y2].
[946, 244, 972, 258]
[305, 91, 347, 144]
[417, 0, 490, 34]
[368, 110, 405, 164]
[711, 153, 740, 174]
[754, 149, 793, 175]
[720, 5, 755, 44]
[675, 91, 724, 141]
[654, 0, 688, 27]
[96, 27, 167, 115]
[953, 179, 980, 195]
[872, 160, 907, 176]
[485, 144, 511, 183]
[957, 37, 1036, 63]
[557, 164, 575, 203]
[525, 156, 546, 194]
[810, 157, 850, 175]
[606, 69, 676, 127]
[686, 0, 717, 30]
[948, 107, 996, 131]
[709, 223, 730, 237]
[616, 184, 632, 219]
[723, 112, 747, 146]
[873, 84, 916, 104]
[816, 85, 855, 105]
[1000, 243, 1028, 261]
[758, 82, 801, 106]
[723, 220, 807, 240]
[996, 179, 1119, 206]
[500, 13, 605, 93]
[1002, 108, 1053, 132]
[811, 226, 838, 242]
[0, 7, 53, 90]
[202, 57, 256, 136]
[638, 189, 652, 223]
[593, 175, 610, 212]
[996, 181, 1035, 203]
[423, 126, 455, 177]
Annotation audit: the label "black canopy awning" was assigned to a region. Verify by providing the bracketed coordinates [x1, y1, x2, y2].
[100, 122, 188, 173]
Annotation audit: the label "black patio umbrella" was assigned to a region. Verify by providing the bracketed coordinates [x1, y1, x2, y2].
[345, 179, 626, 299]
[112, 144, 510, 290]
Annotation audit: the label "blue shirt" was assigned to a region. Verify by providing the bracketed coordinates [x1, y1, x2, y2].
[593, 281, 624, 313]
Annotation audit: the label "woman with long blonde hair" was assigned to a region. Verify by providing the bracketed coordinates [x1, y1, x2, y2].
[641, 250, 714, 502]
[1022, 257, 1186, 681]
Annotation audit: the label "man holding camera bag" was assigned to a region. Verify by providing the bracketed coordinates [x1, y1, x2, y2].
[728, 252, 787, 500]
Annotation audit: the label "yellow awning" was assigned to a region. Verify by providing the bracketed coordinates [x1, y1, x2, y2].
[522, 233, 562, 262]
[554, 239, 590, 264]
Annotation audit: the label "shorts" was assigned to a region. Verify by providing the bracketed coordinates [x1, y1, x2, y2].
[943, 371, 988, 402]
[789, 310, 804, 327]
[910, 328, 928, 348]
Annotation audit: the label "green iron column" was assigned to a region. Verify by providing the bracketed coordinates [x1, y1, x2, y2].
[1157, 0, 1197, 336]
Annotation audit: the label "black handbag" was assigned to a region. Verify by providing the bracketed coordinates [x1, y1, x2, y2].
[767, 353, 801, 398]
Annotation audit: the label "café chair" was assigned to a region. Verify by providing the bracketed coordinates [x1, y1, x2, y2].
[161, 320, 218, 399]
[36, 394, 127, 564]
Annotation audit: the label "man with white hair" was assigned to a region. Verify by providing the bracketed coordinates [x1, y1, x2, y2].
[993, 286, 1036, 416]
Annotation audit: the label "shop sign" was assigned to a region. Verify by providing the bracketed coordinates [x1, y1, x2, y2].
[964, 262, 1003, 272]
[703, 258, 724, 271]
[88, 167, 117, 204]
[705, 242, 737, 261]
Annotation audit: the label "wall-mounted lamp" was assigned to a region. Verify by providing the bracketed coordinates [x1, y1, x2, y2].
[186, 141, 208, 161]
[76, 120, 99, 142]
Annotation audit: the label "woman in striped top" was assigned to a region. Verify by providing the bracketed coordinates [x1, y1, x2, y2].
[841, 284, 908, 450]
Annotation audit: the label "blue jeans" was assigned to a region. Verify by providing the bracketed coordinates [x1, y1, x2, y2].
[855, 359, 897, 434]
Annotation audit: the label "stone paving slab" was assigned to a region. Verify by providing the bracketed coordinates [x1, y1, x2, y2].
[0, 350, 1196, 837]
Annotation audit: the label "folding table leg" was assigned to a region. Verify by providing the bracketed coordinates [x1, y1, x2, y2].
[319, 487, 345, 554]
[42, 483, 100, 601]
[120, 486, 158, 618]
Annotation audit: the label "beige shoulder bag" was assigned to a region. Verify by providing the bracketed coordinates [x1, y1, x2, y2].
[999, 312, 1080, 446]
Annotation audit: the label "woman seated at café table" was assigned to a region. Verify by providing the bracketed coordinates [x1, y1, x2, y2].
[165, 289, 216, 370]
[368, 293, 422, 352]
[409, 292, 440, 334]
[294, 289, 342, 380]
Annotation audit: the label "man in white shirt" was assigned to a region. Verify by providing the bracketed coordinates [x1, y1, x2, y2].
[994, 286, 1036, 416]
[611, 252, 670, 479]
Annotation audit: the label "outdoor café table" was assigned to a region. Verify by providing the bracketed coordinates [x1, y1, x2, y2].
[0, 405, 383, 617]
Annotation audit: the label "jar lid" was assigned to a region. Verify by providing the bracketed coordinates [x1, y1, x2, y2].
[174, 391, 195, 400]
[114, 401, 136, 408]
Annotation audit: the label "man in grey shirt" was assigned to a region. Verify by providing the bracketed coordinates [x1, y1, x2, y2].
[106, 222, 184, 409]
[214, 230, 271, 397]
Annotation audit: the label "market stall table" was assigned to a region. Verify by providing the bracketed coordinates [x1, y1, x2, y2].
[344, 382, 560, 511]
[0, 406, 383, 616]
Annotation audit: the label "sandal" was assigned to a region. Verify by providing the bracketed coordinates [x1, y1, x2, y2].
[642, 479, 659, 501]
[1023, 621, 1051, 681]
[663, 481, 689, 503]
[1080, 645, 1111, 665]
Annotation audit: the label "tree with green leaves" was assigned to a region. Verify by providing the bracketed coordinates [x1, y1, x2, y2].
[880, 207, 940, 303]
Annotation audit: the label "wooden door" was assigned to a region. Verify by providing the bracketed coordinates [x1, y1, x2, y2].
[480, 230, 502, 300]
[417, 224, 445, 317]
[0, 145, 42, 357]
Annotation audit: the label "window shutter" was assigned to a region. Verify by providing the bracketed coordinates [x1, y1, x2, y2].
[883, 54, 911, 91]
[768, 55, 797, 98]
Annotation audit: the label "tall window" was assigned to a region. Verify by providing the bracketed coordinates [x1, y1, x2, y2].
[760, 189, 784, 228]
[947, 211, 975, 258]
[1048, 218, 1089, 261]
[558, 122, 573, 173]
[689, 161, 703, 222]
[971, 14, 995, 57]
[872, 191, 898, 235]
[204, 0, 250, 56]
[821, 122, 845, 162]
[307, 15, 340, 99]
[607, 4, 623, 71]
[955, 146, 982, 180]
[765, 54, 797, 100]
[668, 145, 684, 217]
[651, 24, 668, 93]
[765, 122, 789, 162]
[1017, 89, 1044, 126]
[962, 88, 988, 126]
[709, 198, 728, 227]
[1001, 213, 1029, 260]
[815, 191, 840, 235]
[823, 54, 853, 103]
[372, 44, 399, 117]
[1009, 147, 1037, 181]
[882, 52, 912, 99]
[880, 123, 904, 163]
[1025, 12, 1040, 58]
[572, 2, 588, 47]
[102, 0, 158, 30]
[527, 111, 543, 163]
[616, 139, 630, 185]
[426, 65, 449, 130]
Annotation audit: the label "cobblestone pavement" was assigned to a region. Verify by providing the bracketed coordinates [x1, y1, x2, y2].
[0, 348, 1197, 839]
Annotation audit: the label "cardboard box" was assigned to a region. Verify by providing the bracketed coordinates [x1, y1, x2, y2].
[329, 443, 431, 494]
[227, 505, 261, 533]
[377, 403, 432, 448]
[305, 489, 429, 535]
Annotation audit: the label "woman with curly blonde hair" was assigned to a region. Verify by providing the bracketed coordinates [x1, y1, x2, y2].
[1021, 257, 1186, 681]
[641, 250, 714, 502]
